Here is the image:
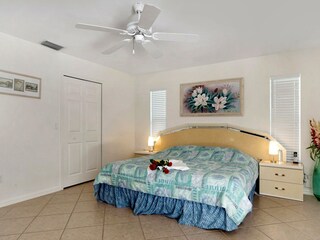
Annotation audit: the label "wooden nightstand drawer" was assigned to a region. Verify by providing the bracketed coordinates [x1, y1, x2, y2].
[260, 166, 303, 184]
[260, 179, 303, 201]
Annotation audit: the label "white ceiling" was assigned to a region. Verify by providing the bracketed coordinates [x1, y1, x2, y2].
[1, 0, 320, 75]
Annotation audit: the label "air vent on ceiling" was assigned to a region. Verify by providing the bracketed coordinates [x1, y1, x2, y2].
[41, 41, 64, 51]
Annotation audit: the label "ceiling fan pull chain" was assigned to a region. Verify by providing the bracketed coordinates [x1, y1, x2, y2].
[132, 38, 135, 55]
[138, 11, 141, 22]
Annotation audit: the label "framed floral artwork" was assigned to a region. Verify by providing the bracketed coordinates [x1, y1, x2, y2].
[0, 69, 41, 99]
[180, 78, 243, 116]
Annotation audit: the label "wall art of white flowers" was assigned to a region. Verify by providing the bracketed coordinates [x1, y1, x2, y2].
[180, 78, 243, 116]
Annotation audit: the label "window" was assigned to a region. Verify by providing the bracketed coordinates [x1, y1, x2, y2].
[150, 90, 167, 137]
[270, 75, 301, 161]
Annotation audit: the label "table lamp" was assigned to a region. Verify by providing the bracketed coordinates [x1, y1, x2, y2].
[148, 136, 155, 152]
[269, 140, 279, 163]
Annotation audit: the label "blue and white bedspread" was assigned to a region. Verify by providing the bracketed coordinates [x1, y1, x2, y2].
[94, 145, 258, 226]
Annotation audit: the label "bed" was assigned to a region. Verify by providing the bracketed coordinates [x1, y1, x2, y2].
[94, 124, 286, 231]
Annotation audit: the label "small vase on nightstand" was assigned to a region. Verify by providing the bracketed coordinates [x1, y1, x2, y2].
[313, 157, 320, 200]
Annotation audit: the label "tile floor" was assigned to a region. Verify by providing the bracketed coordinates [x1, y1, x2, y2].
[1, 182, 320, 240]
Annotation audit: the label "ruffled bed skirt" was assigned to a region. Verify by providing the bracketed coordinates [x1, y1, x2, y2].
[94, 183, 255, 231]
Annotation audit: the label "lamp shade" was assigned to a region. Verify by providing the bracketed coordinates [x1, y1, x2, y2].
[148, 136, 154, 147]
[269, 140, 279, 155]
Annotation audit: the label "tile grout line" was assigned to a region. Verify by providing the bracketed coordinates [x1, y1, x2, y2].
[176, 222, 189, 239]
[139, 217, 189, 240]
[252, 205, 309, 226]
[220, 230, 231, 240]
[258, 208, 286, 223]
[255, 226, 276, 240]
[58, 185, 84, 240]
[259, 206, 310, 224]
[219, 230, 231, 240]
[16, 192, 56, 239]
[253, 208, 283, 224]
[263, 198, 302, 208]
[285, 205, 316, 218]
[278, 221, 311, 236]
[284, 221, 320, 240]
[138, 215, 147, 240]
[258, 195, 283, 206]
[239, 221, 286, 229]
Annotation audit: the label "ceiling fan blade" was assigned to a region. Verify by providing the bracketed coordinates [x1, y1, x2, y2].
[76, 23, 128, 34]
[138, 4, 161, 29]
[152, 32, 199, 42]
[102, 39, 132, 55]
[142, 40, 162, 58]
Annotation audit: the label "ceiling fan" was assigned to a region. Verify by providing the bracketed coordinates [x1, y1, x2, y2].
[75, 2, 199, 58]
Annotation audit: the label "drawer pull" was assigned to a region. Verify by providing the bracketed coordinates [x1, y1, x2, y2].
[275, 187, 285, 191]
[275, 173, 285, 177]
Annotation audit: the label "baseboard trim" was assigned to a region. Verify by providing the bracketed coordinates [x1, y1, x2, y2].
[0, 186, 63, 208]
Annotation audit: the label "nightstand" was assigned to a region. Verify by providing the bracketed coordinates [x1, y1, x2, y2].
[259, 161, 304, 201]
[134, 150, 158, 157]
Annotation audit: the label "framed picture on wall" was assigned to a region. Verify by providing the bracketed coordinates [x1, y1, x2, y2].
[180, 78, 243, 116]
[0, 69, 41, 99]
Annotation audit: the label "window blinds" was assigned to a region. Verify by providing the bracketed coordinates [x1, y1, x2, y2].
[150, 90, 167, 137]
[270, 75, 301, 161]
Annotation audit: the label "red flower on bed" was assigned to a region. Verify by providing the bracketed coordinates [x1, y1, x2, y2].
[149, 163, 157, 170]
[163, 167, 170, 174]
[149, 159, 172, 174]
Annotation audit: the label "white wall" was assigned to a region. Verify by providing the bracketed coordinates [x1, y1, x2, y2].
[0, 32, 135, 207]
[135, 47, 320, 193]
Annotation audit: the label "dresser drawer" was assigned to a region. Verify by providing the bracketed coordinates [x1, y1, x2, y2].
[260, 166, 303, 184]
[260, 180, 303, 201]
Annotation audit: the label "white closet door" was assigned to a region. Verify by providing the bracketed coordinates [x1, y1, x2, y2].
[61, 76, 102, 188]
[82, 81, 102, 180]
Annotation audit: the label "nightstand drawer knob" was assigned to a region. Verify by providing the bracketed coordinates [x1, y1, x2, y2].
[275, 187, 285, 191]
[275, 173, 285, 177]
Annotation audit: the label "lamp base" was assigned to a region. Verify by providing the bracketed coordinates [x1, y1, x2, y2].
[270, 156, 277, 163]
[148, 146, 154, 152]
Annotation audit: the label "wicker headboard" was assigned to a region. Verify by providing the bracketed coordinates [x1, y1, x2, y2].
[154, 123, 286, 162]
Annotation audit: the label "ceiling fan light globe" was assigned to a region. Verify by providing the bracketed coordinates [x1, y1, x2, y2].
[134, 34, 145, 43]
